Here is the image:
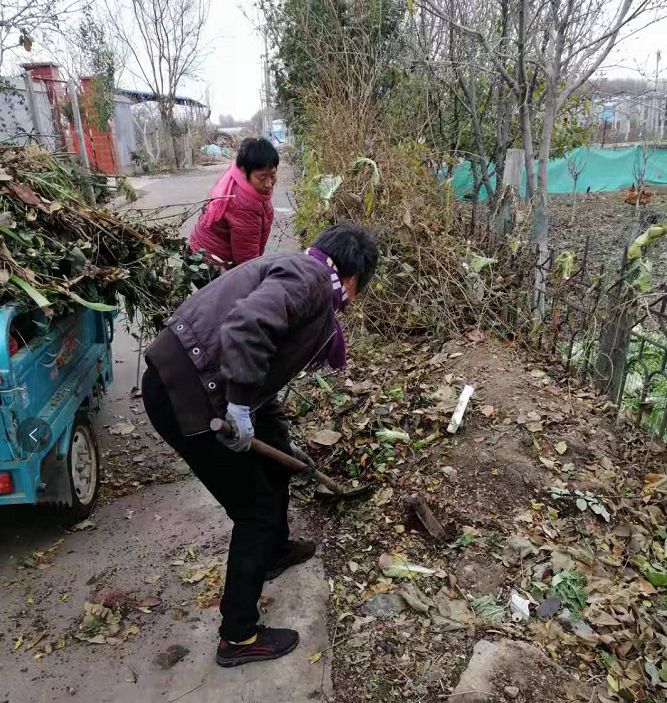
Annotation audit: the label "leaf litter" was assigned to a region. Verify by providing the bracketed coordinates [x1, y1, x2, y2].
[286, 334, 667, 702]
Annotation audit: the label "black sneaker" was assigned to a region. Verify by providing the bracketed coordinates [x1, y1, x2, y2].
[265, 539, 316, 581]
[216, 625, 299, 667]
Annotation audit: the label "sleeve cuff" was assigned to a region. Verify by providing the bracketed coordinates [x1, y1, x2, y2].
[226, 382, 261, 408]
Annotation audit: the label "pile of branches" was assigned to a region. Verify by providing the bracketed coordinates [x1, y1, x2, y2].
[0, 145, 216, 336]
[295, 96, 508, 340]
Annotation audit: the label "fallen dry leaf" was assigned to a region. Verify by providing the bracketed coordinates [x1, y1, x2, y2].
[137, 597, 162, 610]
[310, 429, 342, 446]
[554, 441, 568, 455]
[109, 421, 135, 436]
[26, 632, 46, 650]
[154, 644, 189, 670]
[428, 352, 448, 366]
[466, 329, 486, 343]
[75, 602, 121, 644]
[398, 582, 434, 613]
[182, 569, 208, 584]
[539, 456, 557, 469]
[374, 486, 394, 506]
[68, 519, 96, 532]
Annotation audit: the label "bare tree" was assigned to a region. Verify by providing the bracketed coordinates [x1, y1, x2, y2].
[423, 0, 663, 316]
[46, 6, 128, 86]
[0, 0, 84, 71]
[131, 102, 161, 166]
[567, 152, 585, 224]
[103, 0, 210, 168]
[443, 0, 517, 236]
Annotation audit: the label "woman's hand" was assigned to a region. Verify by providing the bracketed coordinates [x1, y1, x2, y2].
[221, 403, 254, 452]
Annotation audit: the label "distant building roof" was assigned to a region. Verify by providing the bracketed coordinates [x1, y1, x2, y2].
[216, 126, 245, 134]
[115, 88, 206, 109]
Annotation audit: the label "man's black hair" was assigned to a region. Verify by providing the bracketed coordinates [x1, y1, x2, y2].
[236, 137, 280, 179]
[312, 222, 379, 291]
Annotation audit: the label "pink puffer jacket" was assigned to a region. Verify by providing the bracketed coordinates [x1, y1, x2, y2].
[189, 164, 274, 267]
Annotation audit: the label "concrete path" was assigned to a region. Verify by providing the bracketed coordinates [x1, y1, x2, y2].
[0, 166, 332, 703]
[0, 482, 331, 703]
[122, 162, 300, 253]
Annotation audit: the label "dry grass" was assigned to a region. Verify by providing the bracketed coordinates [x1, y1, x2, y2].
[294, 93, 494, 340]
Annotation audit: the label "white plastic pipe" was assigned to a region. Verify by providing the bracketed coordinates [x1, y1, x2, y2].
[447, 384, 475, 434]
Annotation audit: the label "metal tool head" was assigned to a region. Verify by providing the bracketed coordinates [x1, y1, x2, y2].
[314, 482, 374, 501]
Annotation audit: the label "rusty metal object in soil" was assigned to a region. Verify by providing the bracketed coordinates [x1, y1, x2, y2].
[406, 494, 448, 541]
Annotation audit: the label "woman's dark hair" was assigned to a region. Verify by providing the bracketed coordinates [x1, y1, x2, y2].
[236, 137, 280, 178]
[312, 222, 379, 291]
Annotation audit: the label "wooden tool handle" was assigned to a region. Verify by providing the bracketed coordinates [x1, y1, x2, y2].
[210, 417, 344, 495]
[210, 418, 308, 472]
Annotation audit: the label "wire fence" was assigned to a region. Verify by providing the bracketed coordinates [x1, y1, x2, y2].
[494, 236, 667, 442]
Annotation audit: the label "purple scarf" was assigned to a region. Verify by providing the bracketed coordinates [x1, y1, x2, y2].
[305, 247, 348, 370]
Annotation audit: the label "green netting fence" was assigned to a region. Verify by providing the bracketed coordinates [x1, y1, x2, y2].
[450, 146, 667, 200]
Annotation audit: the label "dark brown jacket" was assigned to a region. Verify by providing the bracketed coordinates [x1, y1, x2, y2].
[145, 253, 336, 435]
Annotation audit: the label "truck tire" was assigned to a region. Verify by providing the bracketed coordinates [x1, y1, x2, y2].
[63, 412, 100, 522]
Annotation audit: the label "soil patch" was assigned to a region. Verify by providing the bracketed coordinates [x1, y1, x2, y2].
[292, 333, 666, 703]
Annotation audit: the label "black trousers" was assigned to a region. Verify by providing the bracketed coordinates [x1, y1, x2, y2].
[142, 364, 292, 642]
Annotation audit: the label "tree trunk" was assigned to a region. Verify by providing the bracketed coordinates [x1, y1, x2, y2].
[520, 103, 536, 199]
[534, 106, 555, 243]
[531, 98, 557, 319]
[159, 104, 178, 170]
[493, 149, 524, 243]
[533, 157, 550, 251]
[531, 194, 549, 320]
[494, 191, 513, 243]
[517, 0, 535, 200]
[470, 162, 483, 238]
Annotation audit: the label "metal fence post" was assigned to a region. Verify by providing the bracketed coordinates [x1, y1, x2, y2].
[68, 81, 96, 206]
[23, 70, 45, 147]
[594, 256, 633, 403]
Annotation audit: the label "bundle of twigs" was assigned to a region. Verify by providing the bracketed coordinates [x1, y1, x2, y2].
[295, 96, 492, 339]
[0, 145, 216, 336]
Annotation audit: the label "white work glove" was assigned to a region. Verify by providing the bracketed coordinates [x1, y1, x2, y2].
[222, 402, 254, 452]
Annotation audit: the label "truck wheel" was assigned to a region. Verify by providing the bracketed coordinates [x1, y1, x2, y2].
[64, 413, 100, 521]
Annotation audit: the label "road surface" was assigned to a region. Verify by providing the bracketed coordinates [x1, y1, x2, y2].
[0, 165, 332, 703]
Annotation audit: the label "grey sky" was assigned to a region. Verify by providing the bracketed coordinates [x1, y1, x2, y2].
[200, 4, 667, 121]
[5, 1, 667, 121]
[201, 0, 264, 121]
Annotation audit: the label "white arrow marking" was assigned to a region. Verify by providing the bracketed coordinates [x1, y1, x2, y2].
[29, 428, 39, 443]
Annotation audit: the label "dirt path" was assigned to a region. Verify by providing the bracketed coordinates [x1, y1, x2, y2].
[285, 334, 666, 703]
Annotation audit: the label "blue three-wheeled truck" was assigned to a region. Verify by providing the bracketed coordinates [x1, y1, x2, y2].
[0, 304, 113, 521]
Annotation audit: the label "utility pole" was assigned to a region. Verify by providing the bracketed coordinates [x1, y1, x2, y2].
[68, 81, 96, 206]
[262, 23, 272, 139]
[656, 51, 663, 141]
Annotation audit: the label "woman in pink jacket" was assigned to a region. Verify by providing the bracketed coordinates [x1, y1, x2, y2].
[190, 138, 279, 268]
